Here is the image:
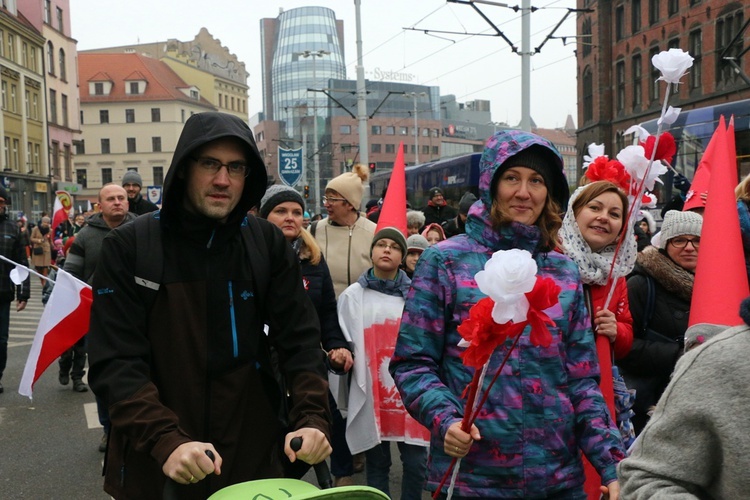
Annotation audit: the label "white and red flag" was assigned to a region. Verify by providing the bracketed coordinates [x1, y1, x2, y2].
[19, 268, 92, 398]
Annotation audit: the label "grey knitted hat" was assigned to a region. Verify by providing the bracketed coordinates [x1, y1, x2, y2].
[684, 323, 728, 352]
[122, 170, 143, 187]
[259, 184, 305, 219]
[406, 234, 429, 254]
[657, 210, 703, 249]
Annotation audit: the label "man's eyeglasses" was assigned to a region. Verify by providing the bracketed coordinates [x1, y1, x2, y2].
[322, 196, 347, 204]
[373, 241, 403, 253]
[191, 157, 249, 178]
[670, 237, 700, 249]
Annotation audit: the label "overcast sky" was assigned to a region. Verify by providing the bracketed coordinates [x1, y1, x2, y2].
[71, 0, 579, 129]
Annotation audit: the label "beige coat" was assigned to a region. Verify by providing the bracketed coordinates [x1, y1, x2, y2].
[314, 215, 376, 298]
[30, 226, 52, 268]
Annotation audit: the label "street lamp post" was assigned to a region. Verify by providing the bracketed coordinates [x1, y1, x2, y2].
[295, 49, 329, 211]
[405, 92, 427, 165]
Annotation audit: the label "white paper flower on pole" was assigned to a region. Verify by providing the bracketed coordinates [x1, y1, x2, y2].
[652, 48, 694, 84]
[474, 249, 537, 324]
[9, 265, 28, 285]
[617, 145, 668, 192]
[625, 125, 650, 141]
[583, 143, 606, 169]
[658, 106, 682, 126]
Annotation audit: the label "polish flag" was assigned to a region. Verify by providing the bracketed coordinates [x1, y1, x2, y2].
[19, 269, 92, 398]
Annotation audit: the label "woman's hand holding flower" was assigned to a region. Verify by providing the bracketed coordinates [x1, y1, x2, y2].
[594, 307, 617, 343]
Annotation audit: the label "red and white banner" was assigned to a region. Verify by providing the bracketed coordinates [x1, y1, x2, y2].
[51, 190, 73, 236]
[364, 317, 430, 444]
[19, 269, 92, 398]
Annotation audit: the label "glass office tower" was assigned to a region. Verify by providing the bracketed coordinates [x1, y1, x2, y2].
[269, 6, 346, 139]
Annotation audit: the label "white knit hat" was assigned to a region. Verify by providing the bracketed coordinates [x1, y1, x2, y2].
[326, 163, 369, 210]
[657, 210, 702, 249]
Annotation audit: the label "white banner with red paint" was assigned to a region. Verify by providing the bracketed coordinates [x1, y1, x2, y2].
[336, 287, 429, 454]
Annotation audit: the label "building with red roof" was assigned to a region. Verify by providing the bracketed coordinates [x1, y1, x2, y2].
[73, 52, 215, 201]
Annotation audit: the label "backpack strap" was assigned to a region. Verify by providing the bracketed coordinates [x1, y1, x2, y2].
[240, 215, 272, 316]
[133, 211, 164, 310]
[642, 275, 656, 335]
[309, 219, 318, 237]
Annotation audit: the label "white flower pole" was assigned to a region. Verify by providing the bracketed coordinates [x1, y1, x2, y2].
[603, 48, 693, 308]
[448, 249, 537, 500]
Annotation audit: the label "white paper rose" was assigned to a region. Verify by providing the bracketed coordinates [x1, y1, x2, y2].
[617, 145, 666, 192]
[652, 49, 694, 84]
[624, 125, 650, 141]
[582, 143, 606, 169]
[474, 249, 537, 324]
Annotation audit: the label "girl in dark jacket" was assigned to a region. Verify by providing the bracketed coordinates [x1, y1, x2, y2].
[618, 210, 702, 433]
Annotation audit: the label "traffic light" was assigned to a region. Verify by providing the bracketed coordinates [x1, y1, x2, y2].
[304, 185, 310, 198]
[369, 163, 376, 173]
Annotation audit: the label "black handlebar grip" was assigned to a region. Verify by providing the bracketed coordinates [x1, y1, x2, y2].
[289, 436, 333, 489]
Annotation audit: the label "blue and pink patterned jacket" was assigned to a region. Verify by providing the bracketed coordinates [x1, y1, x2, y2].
[390, 130, 625, 498]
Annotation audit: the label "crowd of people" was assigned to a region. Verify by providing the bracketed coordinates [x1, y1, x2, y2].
[2, 111, 748, 499]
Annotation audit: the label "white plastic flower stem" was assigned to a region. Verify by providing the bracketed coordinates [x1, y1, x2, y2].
[602, 82, 673, 311]
[446, 361, 489, 500]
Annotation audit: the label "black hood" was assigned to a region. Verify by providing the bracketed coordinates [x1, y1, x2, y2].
[161, 112, 267, 227]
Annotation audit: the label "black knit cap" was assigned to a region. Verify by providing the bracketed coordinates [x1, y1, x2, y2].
[491, 145, 568, 210]
[458, 192, 477, 215]
[259, 184, 305, 219]
[428, 187, 444, 199]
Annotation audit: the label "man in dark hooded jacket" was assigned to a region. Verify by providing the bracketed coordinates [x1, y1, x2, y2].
[87, 112, 331, 499]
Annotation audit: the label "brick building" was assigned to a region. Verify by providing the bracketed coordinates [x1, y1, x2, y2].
[577, 0, 749, 187]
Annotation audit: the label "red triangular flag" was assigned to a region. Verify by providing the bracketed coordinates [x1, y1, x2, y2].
[19, 269, 92, 398]
[689, 115, 749, 327]
[375, 142, 408, 235]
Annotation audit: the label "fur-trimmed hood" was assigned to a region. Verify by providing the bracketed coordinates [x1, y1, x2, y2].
[634, 246, 694, 302]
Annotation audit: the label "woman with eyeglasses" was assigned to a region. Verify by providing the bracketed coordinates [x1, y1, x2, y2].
[617, 210, 703, 434]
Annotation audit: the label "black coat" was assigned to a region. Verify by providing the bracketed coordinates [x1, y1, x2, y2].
[421, 203, 457, 227]
[441, 215, 465, 238]
[299, 252, 349, 353]
[128, 194, 159, 215]
[0, 215, 30, 302]
[618, 246, 692, 432]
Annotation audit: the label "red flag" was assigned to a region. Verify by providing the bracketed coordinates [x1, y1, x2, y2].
[51, 190, 72, 236]
[375, 142, 408, 235]
[689, 116, 749, 327]
[682, 131, 717, 212]
[19, 269, 92, 398]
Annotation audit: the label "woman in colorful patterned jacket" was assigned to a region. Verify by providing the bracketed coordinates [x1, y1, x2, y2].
[390, 129, 626, 499]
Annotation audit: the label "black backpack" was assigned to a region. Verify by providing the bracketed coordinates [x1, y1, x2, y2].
[132, 211, 271, 313]
[132, 211, 314, 479]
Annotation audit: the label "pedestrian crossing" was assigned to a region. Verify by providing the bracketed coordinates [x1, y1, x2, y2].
[9, 277, 45, 348]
